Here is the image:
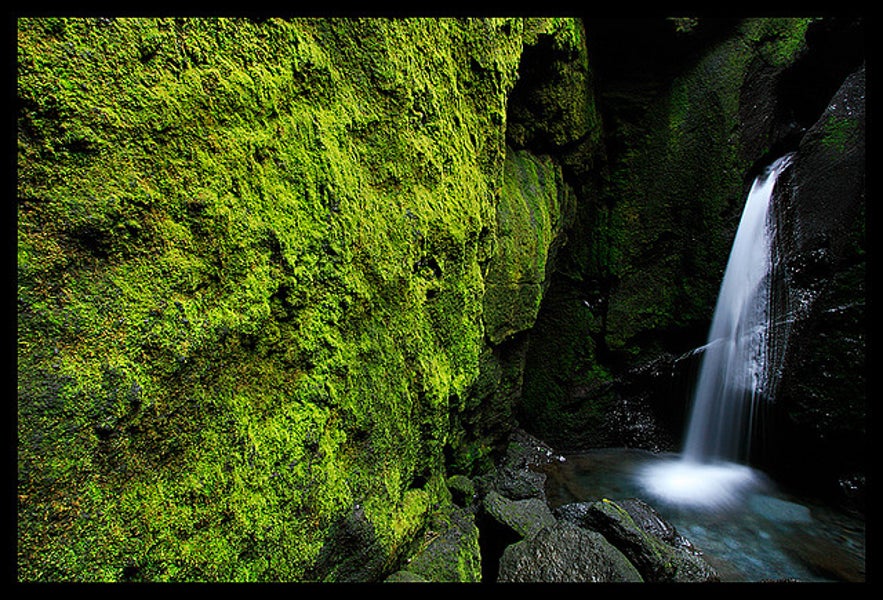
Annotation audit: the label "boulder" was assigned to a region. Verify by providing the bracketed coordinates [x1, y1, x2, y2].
[483, 491, 556, 539]
[394, 508, 482, 583]
[497, 521, 643, 582]
[556, 498, 719, 582]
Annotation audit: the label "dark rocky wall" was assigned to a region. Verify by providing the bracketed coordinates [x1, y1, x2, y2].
[520, 17, 823, 451]
[770, 61, 866, 505]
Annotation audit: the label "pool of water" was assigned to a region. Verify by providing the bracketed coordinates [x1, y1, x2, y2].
[543, 448, 866, 582]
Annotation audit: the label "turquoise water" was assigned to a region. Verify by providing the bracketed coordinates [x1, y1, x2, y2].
[543, 448, 865, 582]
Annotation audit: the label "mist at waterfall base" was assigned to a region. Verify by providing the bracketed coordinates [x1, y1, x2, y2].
[637, 154, 795, 512]
[543, 156, 865, 581]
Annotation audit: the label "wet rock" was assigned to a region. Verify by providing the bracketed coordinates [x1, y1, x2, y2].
[393, 508, 482, 583]
[556, 498, 719, 582]
[475, 428, 562, 503]
[494, 465, 547, 501]
[483, 490, 556, 539]
[497, 521, 643, 582]
[615, 497, 701, 553]
[772, 62, 866, 499]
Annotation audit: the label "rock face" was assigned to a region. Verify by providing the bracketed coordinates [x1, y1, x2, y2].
[16, 17, 571, 582]
[519, 18, 823, 451]
[770, 62, 866, 501]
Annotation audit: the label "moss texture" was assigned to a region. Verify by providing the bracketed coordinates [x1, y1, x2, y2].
[442, 19, 593, 479]
[17, 16, 537, 581]
[482, 148, 572, 345]
[598, 18, 814, 357]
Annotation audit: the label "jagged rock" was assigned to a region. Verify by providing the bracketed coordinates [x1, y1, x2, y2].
[473, 429, 563, 505]
[555, 498, 718, 582]
[395, 508, 482, 583]
[497, 521, 643, 582]
[483, 490, 556, 539]
[494, 465, 547, 501]
[502, 428, 564, 471]
[615, 497, 700, 554]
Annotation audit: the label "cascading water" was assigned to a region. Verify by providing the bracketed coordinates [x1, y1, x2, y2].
[637, 154, 795, 509]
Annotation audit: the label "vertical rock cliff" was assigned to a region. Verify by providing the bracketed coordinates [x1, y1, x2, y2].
[17, 16, 526, 581]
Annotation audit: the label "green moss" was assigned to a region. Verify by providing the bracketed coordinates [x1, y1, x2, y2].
[507, 17, 601, 192]
[741, 17, 814, 67]
[398, 508, 482, 582]
[598, 18, 812, 355]
[18, 16, 529, 581]
[519, 278, 616, 448]
[819, 115, 860, 153]
[482, 147, 572, 344]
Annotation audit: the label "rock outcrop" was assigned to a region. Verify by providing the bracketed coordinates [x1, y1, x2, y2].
[469, 431, 717, 583]
[770, 62, 866, 503]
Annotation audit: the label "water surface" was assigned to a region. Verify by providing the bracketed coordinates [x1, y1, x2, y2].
[544, 448, 865, 582]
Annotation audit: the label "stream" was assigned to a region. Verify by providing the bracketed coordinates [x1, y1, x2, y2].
[543, 448, 866, 582]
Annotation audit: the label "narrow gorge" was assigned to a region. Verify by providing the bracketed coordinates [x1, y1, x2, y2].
[16, 16, 865, 583]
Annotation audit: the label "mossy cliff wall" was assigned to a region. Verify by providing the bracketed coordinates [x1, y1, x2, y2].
[17, 17, 582, 581]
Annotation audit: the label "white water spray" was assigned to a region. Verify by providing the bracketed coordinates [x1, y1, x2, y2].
[637, 154, 794, 509]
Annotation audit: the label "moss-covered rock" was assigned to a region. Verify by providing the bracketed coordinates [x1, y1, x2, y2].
[572, 498, 719, 582]
[598, 18, 815, 356]
[497, 520, 643, 582]
[392, 508, 482, 583]
[483, 491, 556, 539]
[483, 148, 573, 345]
[446, 17, 599, 466]
[445, 103, 582, 472]
[16, 16, 542, 582]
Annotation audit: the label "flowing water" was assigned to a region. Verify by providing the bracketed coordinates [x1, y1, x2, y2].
[638, 155, 794, 513]
[683, 153, 793, 464]
[543, 156, 865, 581]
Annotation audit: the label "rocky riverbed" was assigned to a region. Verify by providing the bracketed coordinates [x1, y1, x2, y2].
[386, 430, 721, 583]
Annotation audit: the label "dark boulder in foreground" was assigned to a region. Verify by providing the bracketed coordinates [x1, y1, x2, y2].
[497, 520, 643, 582]
[556, 498, 719, 582]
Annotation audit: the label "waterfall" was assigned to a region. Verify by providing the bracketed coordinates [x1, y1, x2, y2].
[682, 153, 794, 464]
[636, 154, 794, 509]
